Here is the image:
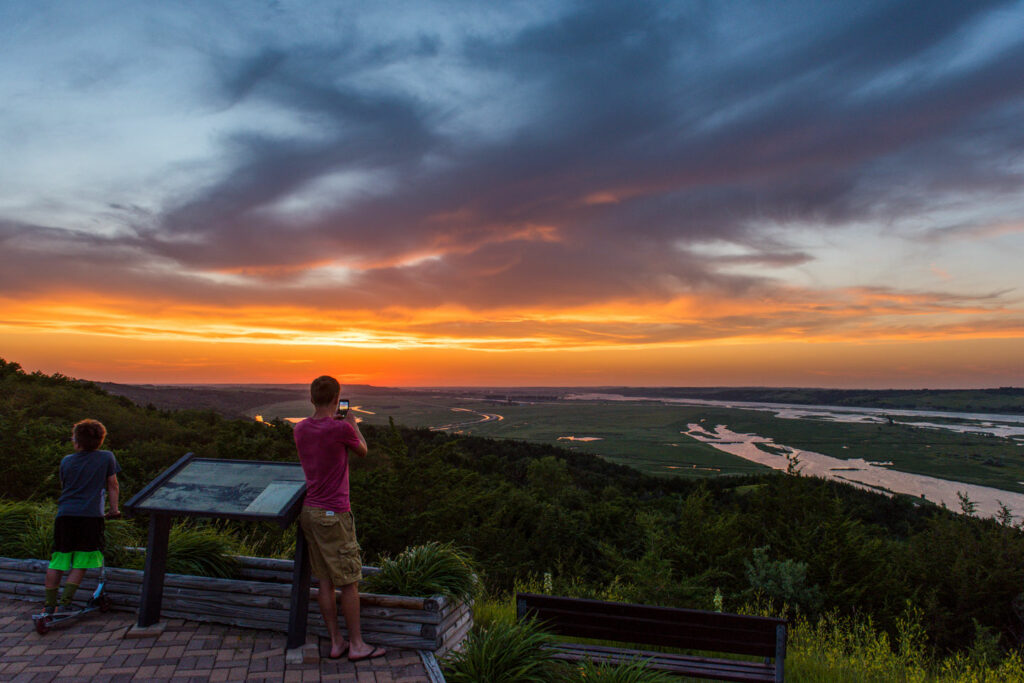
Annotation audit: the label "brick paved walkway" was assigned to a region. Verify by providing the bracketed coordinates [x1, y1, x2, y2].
[0, 597, 436, 682]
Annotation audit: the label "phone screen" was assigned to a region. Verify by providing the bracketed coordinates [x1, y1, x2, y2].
[337, 398, 350, 416]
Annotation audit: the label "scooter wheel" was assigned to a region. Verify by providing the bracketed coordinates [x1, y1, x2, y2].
[98, 595, 112, 613]
[34, 617, 51, 635]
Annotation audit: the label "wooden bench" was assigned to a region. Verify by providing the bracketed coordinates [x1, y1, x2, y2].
[516, 592, 786, 682]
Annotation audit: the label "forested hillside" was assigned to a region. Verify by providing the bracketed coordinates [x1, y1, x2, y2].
[3, 358, 1024, 654]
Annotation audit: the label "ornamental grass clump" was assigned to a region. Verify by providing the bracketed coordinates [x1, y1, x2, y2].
[165, 523, 239, 578]
[443, 619, 558, 683]
[364, 542, 478, 601]
[562, 658, 677, 683]
[0, 499, 54, 560]
[103, 519, 144, 569]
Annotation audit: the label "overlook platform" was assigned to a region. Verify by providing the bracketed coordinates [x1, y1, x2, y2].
[0, 596, 439, 682]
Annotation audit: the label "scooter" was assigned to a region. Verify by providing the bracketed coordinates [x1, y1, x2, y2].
[32, 563, 113, 634]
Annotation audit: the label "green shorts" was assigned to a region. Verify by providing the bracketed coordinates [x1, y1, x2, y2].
[49, 550, 103, 571]
[50, 515, 105, 571]
[299, 507, 362, 587]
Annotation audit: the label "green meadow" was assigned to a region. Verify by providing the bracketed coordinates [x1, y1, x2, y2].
[254, 393, 1024, 491]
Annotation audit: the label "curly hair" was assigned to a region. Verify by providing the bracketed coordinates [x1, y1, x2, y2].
[73, 419, 107, 451]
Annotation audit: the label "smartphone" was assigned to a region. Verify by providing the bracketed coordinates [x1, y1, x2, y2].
[337, 398, 350, 417]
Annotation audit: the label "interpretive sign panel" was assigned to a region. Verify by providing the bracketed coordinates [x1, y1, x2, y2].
[123, 452, 312, 644]
[125, 454, 306, 526]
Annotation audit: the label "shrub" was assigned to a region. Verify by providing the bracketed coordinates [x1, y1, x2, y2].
[443, 619, 559, 683]
[364, 542, 478, 601]
[744, 546, 822, 617]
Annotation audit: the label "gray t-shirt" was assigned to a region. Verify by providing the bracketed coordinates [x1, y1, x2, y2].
[58, 450, 121, 517]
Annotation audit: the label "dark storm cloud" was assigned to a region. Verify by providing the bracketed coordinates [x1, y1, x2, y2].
[4, 0, 1024, 313]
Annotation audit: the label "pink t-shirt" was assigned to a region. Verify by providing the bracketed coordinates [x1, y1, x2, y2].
[293, 417, 362, 513]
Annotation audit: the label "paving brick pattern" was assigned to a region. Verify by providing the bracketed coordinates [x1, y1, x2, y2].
[0, 597, 432, 682]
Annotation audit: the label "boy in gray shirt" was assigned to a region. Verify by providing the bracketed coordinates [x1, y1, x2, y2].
[44, 419, 121, 614]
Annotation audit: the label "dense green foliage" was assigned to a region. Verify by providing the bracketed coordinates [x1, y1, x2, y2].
[4, 357, 1024, 660]
[363, 542, 478, 601]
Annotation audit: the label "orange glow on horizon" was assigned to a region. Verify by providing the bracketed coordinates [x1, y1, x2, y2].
[1, 285, 1022, 388]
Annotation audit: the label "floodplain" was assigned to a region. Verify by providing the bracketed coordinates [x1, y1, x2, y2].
[253, 388, 1024, 516]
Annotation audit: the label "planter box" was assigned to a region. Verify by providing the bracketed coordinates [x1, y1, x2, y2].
[0, 556, 471, 656]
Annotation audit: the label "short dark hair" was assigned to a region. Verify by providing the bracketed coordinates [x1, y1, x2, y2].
[73, 419, 107, 451]
[310, 375, 341, 407]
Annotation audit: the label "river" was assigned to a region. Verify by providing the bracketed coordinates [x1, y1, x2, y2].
[685, 423, 1024, 520]
[566, 393, 1024, 439]
[565, 392, 1024, 519]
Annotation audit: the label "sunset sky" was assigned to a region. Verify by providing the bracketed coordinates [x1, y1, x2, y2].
[2, 0, 1023, 387]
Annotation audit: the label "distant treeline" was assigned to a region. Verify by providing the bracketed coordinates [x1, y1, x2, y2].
[3, 357, 1024, 655]
[96, 382, 307, 417]
[606, 386, 1024, 414]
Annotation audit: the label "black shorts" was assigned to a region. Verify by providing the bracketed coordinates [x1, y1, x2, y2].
[53, 516, 105, 553]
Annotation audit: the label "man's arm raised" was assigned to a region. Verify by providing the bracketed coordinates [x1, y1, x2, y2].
[343, 412, 368, 457]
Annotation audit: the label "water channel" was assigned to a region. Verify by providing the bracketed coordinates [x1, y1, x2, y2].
[567, 393, 1024, 519]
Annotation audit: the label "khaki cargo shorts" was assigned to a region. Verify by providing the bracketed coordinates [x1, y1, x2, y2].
[299, 506, 363, 586]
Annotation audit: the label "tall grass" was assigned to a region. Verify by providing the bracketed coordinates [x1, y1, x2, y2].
[364, 542, 478, 601]
[0, 499, 55, 560]
[565, 658, 679, 682]
[234, 522, 295, 559]
[443, 619, 560, 683]
[165, 523, 239, 578]
[1, 500, 239, 577]
[102, 518, 145, 569]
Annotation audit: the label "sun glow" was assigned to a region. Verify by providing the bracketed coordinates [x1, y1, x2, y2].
[1, 283, 1022, 387]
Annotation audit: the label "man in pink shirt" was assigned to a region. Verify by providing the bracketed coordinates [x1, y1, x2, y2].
[294, 375, 385, 662]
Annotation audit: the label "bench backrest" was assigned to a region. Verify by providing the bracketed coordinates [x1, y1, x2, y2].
[516, 592, 786, 659]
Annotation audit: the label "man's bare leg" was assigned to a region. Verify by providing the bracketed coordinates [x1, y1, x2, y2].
[340, 582, 385, 659]
[316, 577, 348, 658]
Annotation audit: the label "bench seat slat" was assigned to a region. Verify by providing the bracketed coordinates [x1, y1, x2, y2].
[549, 645, 775, 682]
[555, 641, 771, 665]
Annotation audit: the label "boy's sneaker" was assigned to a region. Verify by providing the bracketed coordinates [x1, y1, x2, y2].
[55, 603, 75, 615]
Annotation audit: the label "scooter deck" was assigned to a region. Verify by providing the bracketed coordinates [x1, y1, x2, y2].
[31, 589, 111, 634]
[32, 604, 99, 623]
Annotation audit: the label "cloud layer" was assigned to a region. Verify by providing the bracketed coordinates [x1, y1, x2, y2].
[1, 0, 1023, 381]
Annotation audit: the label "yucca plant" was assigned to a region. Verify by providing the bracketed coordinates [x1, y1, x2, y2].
[561, 658, 677, 683]
[443, 619, 560, 683]
[364, 542, 478, 601]
[165, 523, 239, 578]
